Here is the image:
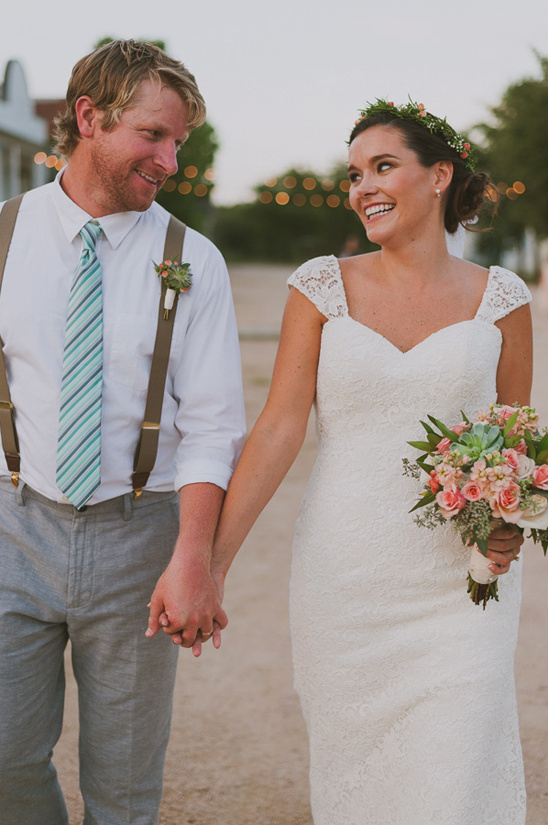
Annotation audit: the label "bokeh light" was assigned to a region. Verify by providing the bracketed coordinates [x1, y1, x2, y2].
[292, 193, 306, 206]
[163, 179, 176, 192]
[178, 181, 192, 194]
[327, 195, 340, 208]
[258, 190, 273, 204]
[310, 194, 323, 207]
[184, 165, 198, 178]
[275, 192, 290, 205]
[283, 175, 297, 188]
[194, 184, 208, 197]
[303, 177, 317, 191]
[513, 181, 525, 194]
[339, 180, 350, 192]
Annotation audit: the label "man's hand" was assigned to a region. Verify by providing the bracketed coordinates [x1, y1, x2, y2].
[146, 547, 227, 647]
[145, 482, 227, 649]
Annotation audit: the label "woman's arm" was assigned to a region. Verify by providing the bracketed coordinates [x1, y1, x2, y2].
[210, 285, 324, 586]
[487, 302, 534, 574]
[495, 302, 533, 406]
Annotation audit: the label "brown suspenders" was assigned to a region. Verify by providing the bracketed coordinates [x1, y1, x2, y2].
[0, 194, 186, 497]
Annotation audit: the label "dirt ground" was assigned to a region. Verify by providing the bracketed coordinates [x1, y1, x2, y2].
[56, 264, 547, 824]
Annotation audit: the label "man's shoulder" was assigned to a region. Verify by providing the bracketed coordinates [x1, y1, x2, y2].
[147, 202, 226, 267]
[0, 182, 55, 213]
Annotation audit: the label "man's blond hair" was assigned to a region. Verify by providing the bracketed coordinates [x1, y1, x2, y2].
[54, 40, 206, 158]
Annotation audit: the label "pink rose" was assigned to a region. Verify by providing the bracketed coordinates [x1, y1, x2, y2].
[514, 440, 528, 455]
[501, 448, 519, 471]
[499, 405, 518, 420]
[494, 482, 522, 523]
[532, 464, 548, 490]
[461, 480, 484, 501]
[436, 486, 466, 519]
[436, 437, 451, 454]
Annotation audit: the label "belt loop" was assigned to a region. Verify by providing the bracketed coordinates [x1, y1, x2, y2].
[123, 493, 132, 522]
[15, 480, 26, 507]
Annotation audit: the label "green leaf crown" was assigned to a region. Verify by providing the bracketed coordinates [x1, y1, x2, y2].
[355, 98, 477, 172]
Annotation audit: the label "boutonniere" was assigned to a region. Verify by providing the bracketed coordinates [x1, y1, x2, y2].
[153, 258, 193, 319]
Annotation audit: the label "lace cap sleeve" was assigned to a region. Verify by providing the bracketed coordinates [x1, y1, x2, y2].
[287, 255, 348, 319]
[475, 267, 532, 324]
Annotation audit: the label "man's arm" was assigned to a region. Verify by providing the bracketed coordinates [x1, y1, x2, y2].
[146, 481, 227, 646]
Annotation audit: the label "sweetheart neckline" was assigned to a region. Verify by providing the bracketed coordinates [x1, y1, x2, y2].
[326, 316, 500, 355]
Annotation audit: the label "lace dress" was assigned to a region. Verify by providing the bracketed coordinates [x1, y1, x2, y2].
[287, 256, 532, 825]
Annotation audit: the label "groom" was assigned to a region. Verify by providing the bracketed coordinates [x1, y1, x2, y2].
[0, 40, 245, 824]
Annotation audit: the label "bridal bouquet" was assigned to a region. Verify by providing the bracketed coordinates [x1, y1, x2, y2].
[404, 404, 548, 608]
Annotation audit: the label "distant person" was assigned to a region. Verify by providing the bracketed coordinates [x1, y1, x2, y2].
[0, 40, 245, 824]
[191, 99, 531, 824]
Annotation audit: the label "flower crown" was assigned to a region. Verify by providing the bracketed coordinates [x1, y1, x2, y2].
[354, 98, 477, 172]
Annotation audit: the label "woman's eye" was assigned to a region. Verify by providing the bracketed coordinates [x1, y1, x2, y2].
[348, 173, 360, 184]
[377, 162, 392, 173]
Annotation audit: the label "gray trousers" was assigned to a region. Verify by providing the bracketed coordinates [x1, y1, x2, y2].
[0, 479, 181, 825]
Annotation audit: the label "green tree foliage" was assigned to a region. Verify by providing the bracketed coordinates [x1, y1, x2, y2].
[214, 165, 373, 263]
[478, 53, 548, 250]
[156, 122, 218, 234]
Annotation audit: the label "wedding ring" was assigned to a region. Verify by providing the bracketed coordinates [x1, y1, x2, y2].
[201, 628, 214, 638]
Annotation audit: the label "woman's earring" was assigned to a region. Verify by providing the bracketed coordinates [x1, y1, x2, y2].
[435, 188, 441, 198]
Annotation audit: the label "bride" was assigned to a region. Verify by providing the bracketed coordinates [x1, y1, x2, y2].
[182, 100, 531, 823]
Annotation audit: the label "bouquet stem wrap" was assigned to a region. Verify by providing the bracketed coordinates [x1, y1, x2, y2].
[467, 545, 499, 608]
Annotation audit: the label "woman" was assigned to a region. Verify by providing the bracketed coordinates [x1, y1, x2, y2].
[208, 100, 532, 824]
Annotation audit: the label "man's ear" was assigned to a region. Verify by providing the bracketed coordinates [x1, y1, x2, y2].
[74, 96, 103, 139]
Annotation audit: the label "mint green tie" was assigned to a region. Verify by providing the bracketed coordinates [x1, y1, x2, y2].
[56, 221, 103, 508]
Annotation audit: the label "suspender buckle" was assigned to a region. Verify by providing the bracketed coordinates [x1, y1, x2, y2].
[143, 422, 160, 430]
[133, 488, 143, 499]
[0, 400, 14, 409]
[11, 472, 19, 488]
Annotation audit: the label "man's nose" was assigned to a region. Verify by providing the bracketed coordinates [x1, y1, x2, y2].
[156, 141, 179, 176]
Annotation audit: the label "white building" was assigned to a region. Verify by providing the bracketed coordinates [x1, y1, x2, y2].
[0, 59, 48, 199]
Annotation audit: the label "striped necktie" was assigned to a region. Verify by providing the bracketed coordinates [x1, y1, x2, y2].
[56, 221, 103, 509]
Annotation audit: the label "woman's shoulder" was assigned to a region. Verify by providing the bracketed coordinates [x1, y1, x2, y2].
[287, 254, 339, 286]
[287, 255, 348, 319]
[476, 265, 532, 324]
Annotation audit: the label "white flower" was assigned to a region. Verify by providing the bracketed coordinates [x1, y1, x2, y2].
[516, 454, 536, 480]
[518, 494, 548, 529]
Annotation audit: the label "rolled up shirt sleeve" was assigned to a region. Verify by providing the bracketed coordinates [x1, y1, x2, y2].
[171, 239, 246, 491]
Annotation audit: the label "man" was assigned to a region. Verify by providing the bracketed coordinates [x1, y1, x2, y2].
[0, 40, 245, 824]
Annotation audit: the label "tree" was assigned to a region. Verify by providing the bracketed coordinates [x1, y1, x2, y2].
[214, 165, 373, 263]
[478, 53, 548, 245]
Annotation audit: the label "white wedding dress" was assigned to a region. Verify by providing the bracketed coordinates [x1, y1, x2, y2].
[287, 256, 532, 825]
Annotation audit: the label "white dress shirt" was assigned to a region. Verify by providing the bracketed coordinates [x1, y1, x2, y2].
[0, 174, 246, 503]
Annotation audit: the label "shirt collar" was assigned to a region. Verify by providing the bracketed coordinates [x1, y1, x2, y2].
[51, 169, 144, 249]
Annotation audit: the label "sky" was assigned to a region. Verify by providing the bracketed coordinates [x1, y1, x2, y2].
[2, 0, 547, 204]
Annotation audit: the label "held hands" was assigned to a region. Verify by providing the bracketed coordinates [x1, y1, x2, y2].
[146, 555, 227, 656]
[486, 523, 524, 575]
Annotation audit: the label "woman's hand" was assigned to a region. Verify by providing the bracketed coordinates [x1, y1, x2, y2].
[486, 523, 524, 575]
